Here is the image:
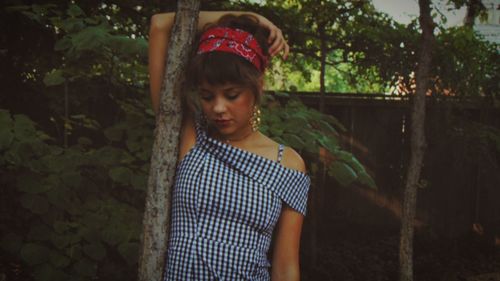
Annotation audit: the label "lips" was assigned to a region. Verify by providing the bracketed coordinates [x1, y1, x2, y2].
[214, 119, 231, 126]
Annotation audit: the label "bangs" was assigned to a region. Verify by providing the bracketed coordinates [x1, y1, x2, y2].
[188, 51, 260, 87]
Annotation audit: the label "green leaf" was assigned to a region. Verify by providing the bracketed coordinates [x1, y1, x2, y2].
[126, 138, 142, 152]
[336, 151, 366, 172]
[118, 242, 139, 265]
[282, 133, 306, 150]
[104, 126, 124, 142]
[71, 25, 110, 53]
[0, 110, 14, 150]
[109, 166, 132, 185]
[43, 69, 65, 86]
[33, 263, 69, 281]
[49, 250, 71, 268]
[84, 199, 102, 211]
[60, 18, 85, 33]
[329, 161, 358, 187]
[53, 221, 69, 234]
[101, 223, 128, 246]
[81, 211, 108, 229]
[50, 232, 80, 250]
[28, 223, 52, 241]
[20, 243, 50, 265]
[59, 171, 83, 188]
[130, 173, 146, 190]
[79, 226, 102, 243]
[283, 116, 309, 134]
[54, 37, 72, 51]
[73, 258, 97, 277]
[316, 119, 339, 135]
[357, 171, 377, 189]
[83, 242, 106, 261]
[45, 188, 75, 213]
[67, 3, 84, 17]
[13, 114, 37, 139]
[108, 36, 148, 58]
[49, 234, 69, 250]
[18, 171, 50, 194]
[50, 146, 64, 155]
[93, 146, 129, 166]
[0, 129, 14, 151]
[317, 135, 339, 153]
[77, 137, 93, 146]
[20, 194, 49, 215]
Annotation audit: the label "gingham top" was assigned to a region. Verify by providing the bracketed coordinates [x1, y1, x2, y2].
[163, 117, 311, 280]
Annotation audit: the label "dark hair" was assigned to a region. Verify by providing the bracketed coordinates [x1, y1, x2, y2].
[186, 14, 270, 107]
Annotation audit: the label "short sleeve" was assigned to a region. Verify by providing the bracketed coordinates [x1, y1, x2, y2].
[279, 174, 311, 216]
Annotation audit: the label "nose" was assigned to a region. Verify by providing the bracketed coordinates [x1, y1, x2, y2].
[212, 96, 227, 114]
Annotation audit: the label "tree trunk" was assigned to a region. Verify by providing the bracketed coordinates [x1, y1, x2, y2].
[464, 0, 483, 27]
[319, 23, 327, 113]
[399, 0, 434, 281]
[137, 1, 200, 281]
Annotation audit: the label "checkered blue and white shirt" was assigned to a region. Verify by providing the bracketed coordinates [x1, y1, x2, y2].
[163, 117, 311, 280]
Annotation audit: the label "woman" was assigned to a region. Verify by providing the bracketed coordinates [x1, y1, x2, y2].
[149, 11, 310, 281]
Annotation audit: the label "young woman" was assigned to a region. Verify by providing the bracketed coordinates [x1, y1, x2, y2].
[149, 11, 310, 281]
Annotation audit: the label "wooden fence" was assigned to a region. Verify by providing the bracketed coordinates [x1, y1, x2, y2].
[277, 92, 500, 241]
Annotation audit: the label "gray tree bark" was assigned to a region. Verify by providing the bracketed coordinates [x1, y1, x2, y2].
[464, 0, 484, 27]
[318, 23, 326, 114]
[138, 1, 200, 281]
[399, 0, 435, 281]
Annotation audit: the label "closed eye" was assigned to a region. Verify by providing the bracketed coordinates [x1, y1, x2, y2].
[199, 90, 213, 101]
[226, 92, 240, 100]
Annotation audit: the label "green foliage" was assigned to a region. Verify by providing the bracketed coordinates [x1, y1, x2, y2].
[0, 109, 149, 281]
[434, 26, 499, 97]
[261, 96, 376, 189]
[246, 0, 419, 93]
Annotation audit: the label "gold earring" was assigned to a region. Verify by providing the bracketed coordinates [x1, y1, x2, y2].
[250, 105, 261, 132]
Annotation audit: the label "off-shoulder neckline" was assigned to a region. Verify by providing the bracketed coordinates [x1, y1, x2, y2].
[204, 133, 310, 178]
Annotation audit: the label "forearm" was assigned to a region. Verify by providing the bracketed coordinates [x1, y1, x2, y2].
[271, 206, 304, 281]
[149, 13, 173, 114]
[152, 11, 261, 32]
[271, 263, 300, 281]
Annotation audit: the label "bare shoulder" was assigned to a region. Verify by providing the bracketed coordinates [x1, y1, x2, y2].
[281, 146, 307, 173]
[253, 133, 307, 173]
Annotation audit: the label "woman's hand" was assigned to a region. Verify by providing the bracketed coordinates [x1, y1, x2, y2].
[256, 15, 289, 60]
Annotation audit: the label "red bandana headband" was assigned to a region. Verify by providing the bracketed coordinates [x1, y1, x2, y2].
[196, 27, 269, 72]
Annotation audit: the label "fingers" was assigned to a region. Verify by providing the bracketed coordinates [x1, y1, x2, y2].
[267, 28, 289, 59]
[267, 27, 277, 45]
[283, 41, 289, 60]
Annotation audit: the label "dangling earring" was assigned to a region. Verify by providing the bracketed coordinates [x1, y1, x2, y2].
[250, 105, 261, 132]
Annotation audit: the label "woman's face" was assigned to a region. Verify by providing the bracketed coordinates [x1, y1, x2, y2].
[199, 81, 257, 140]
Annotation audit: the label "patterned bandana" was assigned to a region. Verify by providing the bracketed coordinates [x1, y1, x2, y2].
[196, 27, 268, 72]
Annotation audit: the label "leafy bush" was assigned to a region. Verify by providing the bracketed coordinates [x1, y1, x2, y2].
[0, 109, 150, 281]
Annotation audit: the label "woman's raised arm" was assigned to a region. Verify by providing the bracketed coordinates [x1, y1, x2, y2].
[148, 11, 288, 115]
